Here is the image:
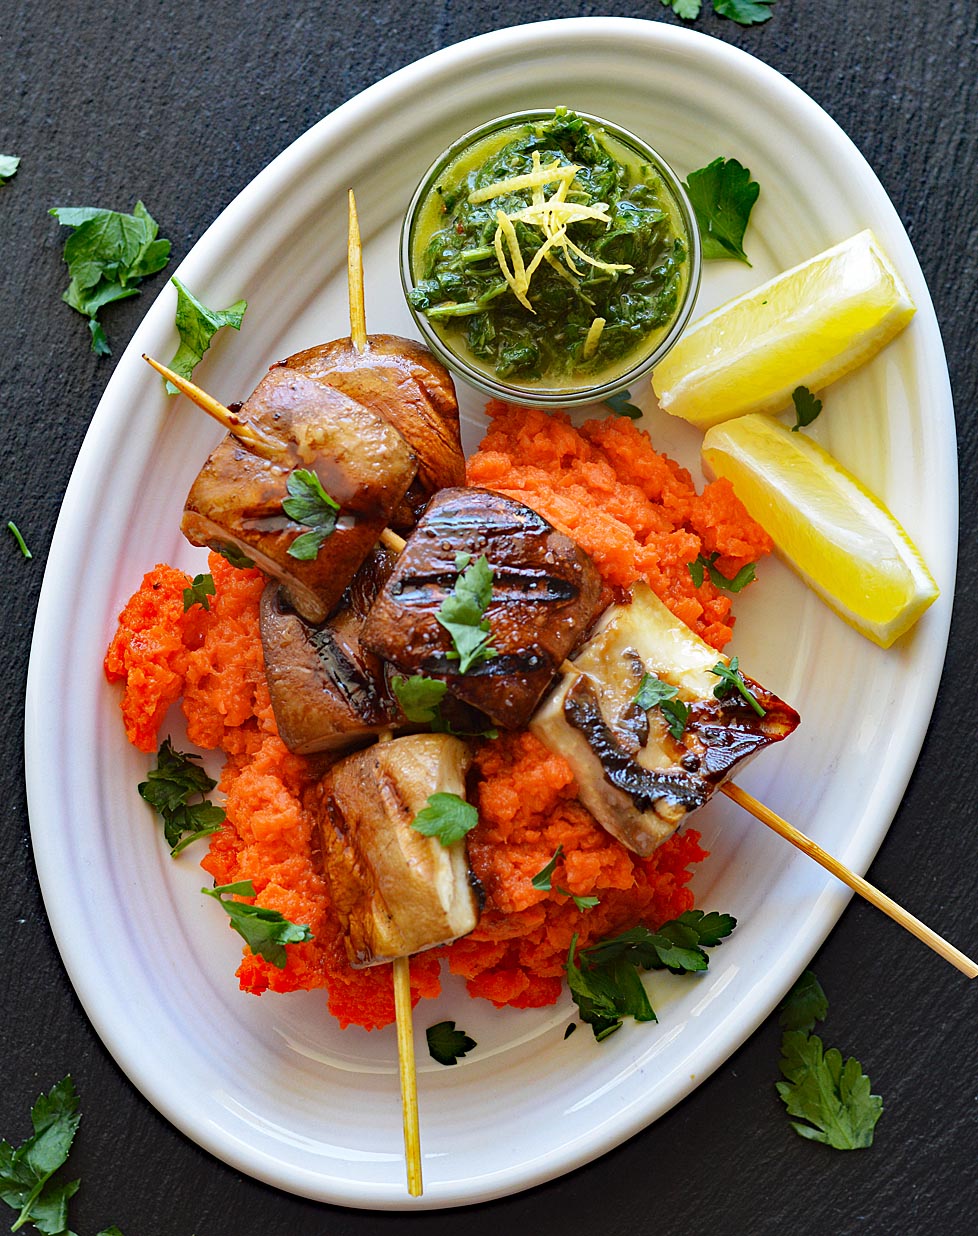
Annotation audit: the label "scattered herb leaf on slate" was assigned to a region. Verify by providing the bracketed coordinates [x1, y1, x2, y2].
[164, 277, 247, 392]
[688, 551, 756, 592]
[660, 0, 702, 19]
[634, 672, 689, 741]
[138, 737, 226, 855]
[49, 201, 171, 354]
[710, 656, 766, 716]
[713, 0, 775, 26]
[411, 792, 479, 846]
[779, 970, 829, 1034]
[531, 845, 564, 892]
[202, 880, 313, 968]
[436, 552, 496, 673]
[567, 911, 736, 1040]
[777, 1030, 882, 1149]
[0, 155, 20, 184]
[426, 1021, 477, 1066]
[283, 468, 340, 560]
[683, 157, 760, 264]
[6, 521, 31, 559]
[215, 541, 255, 569]
[182, 572, 215, 612]
[790, 385, 823, 432]
[604, 390, 643, 420]
[0, 1074, 81, 1234]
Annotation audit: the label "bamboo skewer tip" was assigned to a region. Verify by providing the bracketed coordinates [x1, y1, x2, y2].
[347, 189, 368, 354]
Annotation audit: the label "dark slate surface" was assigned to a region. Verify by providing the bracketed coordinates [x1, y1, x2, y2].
[2, 2, 976, 1233]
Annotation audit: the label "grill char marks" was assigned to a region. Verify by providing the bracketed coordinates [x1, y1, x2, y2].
[360, 487, 604, 729]
[182, 367, 417, 624]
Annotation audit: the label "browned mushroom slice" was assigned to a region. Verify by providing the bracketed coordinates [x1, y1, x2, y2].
[531, 582, 800, 856]
[314, 734, 480, 967]
[181, 366, 417, 624]
[360, 487, 604, 730]
[260, 546, 399, 754]
[283, 334, 464, 528]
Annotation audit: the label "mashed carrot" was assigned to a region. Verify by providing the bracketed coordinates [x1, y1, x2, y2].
[104, 406, 765, 1030]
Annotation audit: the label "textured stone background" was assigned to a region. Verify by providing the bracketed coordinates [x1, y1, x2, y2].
[2, 2, 976, 1232]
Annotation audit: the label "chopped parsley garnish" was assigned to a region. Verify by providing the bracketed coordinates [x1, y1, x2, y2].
[790, 384, 823, 432]
[164, 277, 247, 392]
[567, 911, 736, 1040]
[215, 542, 255, 570]
[182, 572, 215, 612]
[776, 973, 882, 1149]
[559, 888, 600, 911]
[683, 157, 760, 265]
[634, 672, 689, 741]
[563, 1023, 577, 1039]
[49, 201, 171, 354]
[202, 880, 313, 968]
[436, 552, 496, 674]
[138, 737, 226, 856]
[531, 845, 563, 891]
[0, 155, 20, 185]
[604, 390, 643, 420]
[391, 674, 498, 739]
[6, 521, 31, 559]
[688, 551, 756, 593]
[426, 1021, 477, 1066]
[410, 792, 479, 846]
[0, 1075, 81, 1235]
[282, 468, 340, 560]
[709, 656, 766, 716]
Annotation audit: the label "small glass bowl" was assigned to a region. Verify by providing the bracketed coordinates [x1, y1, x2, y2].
[400, 109, 701, 408]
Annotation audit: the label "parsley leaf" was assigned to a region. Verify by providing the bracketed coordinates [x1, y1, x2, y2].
[283, 468, 340, 560]
[0, 155, 20, 184]
[6, 521, 32, 559]
[777, 1030, 882, 1149]
[604, 389, 643, 419]
[709, 656, 766, 716]
[531, 845, 564, 891]
[0, 1075, 81, 1234]
[688, 551, 757, 593]
[182, 572, 215, 612]
[567, 911, 736, 1039]
[791, 384, 823, 432]
[215, 542, 255, 569]
[138, 737, 226, 855]
[557, 887, 600, 911]
[713, 0, 775, 26]
[202, 880, 313, 968]
[50, 201, 171, 354]
[779, 970, 829, 1033]
[164, 277, 247, 392]
[683, 157, 760, 264]
[411, 792, 479, 846]
[392, 674, 448, 723]
[436, 553, 496, 674]
[426, 1021, 477, 1066]
[660, 0, 702, 18]
[634, 673, 689, 741]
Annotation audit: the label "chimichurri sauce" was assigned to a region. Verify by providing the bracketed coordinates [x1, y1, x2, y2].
[407, 110, 689, 388]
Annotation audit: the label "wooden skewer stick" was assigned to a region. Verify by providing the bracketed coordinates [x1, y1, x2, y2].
[721, 781, 978, 979]
[348, 189, 368, 354]
[142, 355, 282, 455]
[555, 659, 977, 977]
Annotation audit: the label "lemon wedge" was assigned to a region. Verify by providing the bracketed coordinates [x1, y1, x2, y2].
[653, 230, 915, 429]
[702, 415, 939, 647]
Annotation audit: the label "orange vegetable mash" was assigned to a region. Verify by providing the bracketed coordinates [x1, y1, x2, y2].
[104, 405, 771, 1031]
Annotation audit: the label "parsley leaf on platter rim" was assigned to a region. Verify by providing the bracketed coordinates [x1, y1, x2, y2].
[683, 156, 760, 264]
[790, 384, 823, 432]
[164, 276, 247, 393]
[603, 389, 643, 420]
[426, 1020, 477, 1066]
[138, 736, 226, 855]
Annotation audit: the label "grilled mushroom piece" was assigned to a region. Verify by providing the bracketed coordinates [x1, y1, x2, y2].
[260, 546, 399, 754]
[531, 582, 800, 856]
[182, 366, 417, 624]
[360, 487, 604, 730]
[283, 334, 464, 528]
[314, 734, 480, 966]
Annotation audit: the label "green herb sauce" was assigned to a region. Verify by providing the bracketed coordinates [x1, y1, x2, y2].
[408, 110, 690, 390]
